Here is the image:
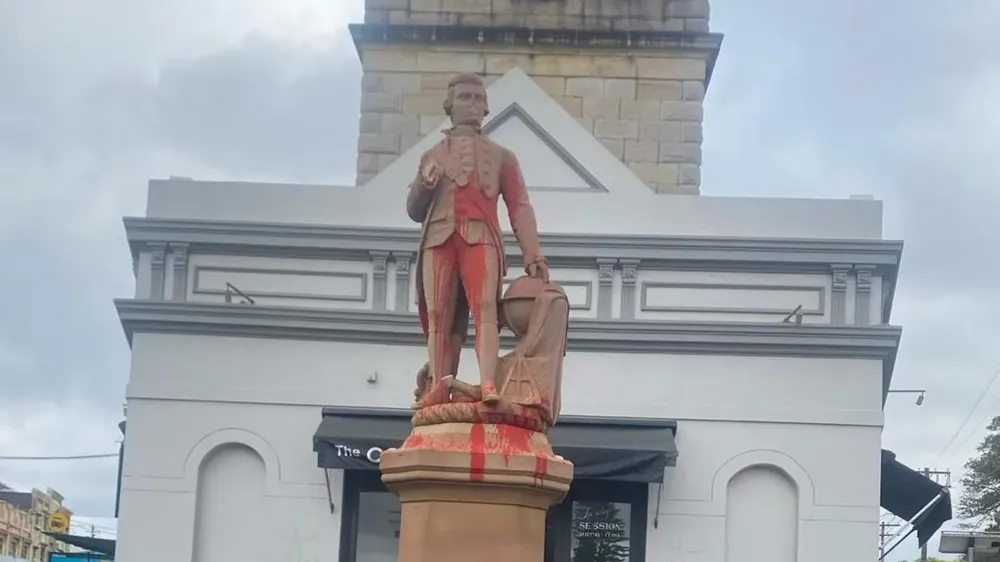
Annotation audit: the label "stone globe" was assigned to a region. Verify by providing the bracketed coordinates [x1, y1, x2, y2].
[501, 276, 566, 338]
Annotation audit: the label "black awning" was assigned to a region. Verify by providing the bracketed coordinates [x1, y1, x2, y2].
[880, 449, 953, 547]
[314, 407, 677, 483]
[43, 532, 116, 556]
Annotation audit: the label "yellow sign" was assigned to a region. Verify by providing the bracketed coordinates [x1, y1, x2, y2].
[48, 511, 70, 533]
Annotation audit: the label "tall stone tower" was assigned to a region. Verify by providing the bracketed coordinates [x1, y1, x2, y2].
[351, 0, 722, 194]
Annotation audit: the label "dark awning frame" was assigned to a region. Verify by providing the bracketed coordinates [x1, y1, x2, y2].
[43, 532, 116, 557]
[879, 449, 953, 557]
[314, 406, 678, 484]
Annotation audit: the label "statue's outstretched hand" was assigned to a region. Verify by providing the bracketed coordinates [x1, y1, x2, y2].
[527, 260, 550, 284]
[420, 159, 442, 188]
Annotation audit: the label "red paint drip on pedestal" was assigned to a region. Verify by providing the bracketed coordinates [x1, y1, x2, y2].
[534, 455, 548, 485]
[469, 423, 487, 482]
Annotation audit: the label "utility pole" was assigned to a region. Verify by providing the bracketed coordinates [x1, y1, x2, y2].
[919, 467, 953, 562]
[880, 521, 900, 561]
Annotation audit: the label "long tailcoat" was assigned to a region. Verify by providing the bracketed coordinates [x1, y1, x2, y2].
[405, 132, 543, 344]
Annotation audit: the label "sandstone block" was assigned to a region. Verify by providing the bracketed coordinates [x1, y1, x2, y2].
[555, 96, 583, 117]
[400, 134, 422, 153]
[458, 13, 494, 26]
[359, 113, 382, 134]
[658, 142, 702, 164]
[575, 118, 595, 133]
[485, 54, 533, 75]
[381, 114, 420, 136]
[629, 162, 679, 186]
[379, 72, 424, 94]
[357, 152, 380, 174]
[682, 80, 706, 101]
[640, 121, 681, 142]
[403, 93, 446, 115]
[681, 122, 703, 143]
[636, 57, 706, 80]
[421, 73, 452, 92]
[592, 55, 637, 78]
[377, 154, 398, 171]
[625, 140, 658, 163]
[582, 97, 620, 119]
[594, 119, 639, 139]
[566, 77, 604, 97]
[604, 78, 637, 99]
[600, 138, 625, 159]
[441, 0, 491, 13]
[363, 49, 417, 72]
[364, 9, 388, 24]
[410, 0, 442, 11]
[361, 73, 382, 93]
[685, 18, 710, 32]
[532, 76, 567, 97]
[358, 133, 400, 155]
[533, 55, 595, 77]
[680, 163, 702, 187]
[361, 93, 402, 113]
[367, 0, 408, 8]
[621, 99, 660, 120]
[637, 80, 683, 101]
[356, 172, 376, 186]
[666, 0, 711, 18]
[417, 51, 485, 73]
[660, 101, 704, 121]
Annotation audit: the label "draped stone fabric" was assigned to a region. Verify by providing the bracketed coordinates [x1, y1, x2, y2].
[497, 286, 570, 426]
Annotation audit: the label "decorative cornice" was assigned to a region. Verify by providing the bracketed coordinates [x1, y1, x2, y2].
[115, 299, 900, 398]
[122, 218, 904, 276]
[349, 23, 723, 86]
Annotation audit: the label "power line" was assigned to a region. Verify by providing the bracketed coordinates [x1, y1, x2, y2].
[929, 364, 1000, 466]
[0, 453, 118, 460]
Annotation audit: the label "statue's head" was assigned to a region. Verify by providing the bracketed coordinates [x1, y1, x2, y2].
[443, 73, 489, 127]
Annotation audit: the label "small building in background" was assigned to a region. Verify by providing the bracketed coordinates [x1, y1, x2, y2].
[0, 484, 72, 561]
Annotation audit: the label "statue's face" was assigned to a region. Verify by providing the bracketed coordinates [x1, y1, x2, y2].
[450, 82, 488, 126]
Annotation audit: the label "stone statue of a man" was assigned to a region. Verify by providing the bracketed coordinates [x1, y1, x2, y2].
[406, 72, 549, 409]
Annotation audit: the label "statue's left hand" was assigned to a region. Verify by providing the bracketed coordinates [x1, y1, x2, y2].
[527, 260, 550, 283]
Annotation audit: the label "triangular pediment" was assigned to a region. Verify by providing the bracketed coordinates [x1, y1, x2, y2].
[364, 67, 650, 195]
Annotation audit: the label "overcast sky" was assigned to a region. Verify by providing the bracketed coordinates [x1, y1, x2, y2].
[1, 0, 998, 559]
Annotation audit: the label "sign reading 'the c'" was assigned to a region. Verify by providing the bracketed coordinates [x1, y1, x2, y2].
[335, 444, 383, 464]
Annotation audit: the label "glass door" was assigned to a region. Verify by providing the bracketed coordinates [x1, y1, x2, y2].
[545, 480, 648, 562]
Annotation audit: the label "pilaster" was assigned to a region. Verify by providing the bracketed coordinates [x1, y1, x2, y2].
[596, 259, 616, 319]
[619, 259, 640, 320]
[393, 252, 413, 313]
[854, 266, 876, 326]
[169, 243, 189, 301]
[371, 251, 391, 312]
[830, 264, 850, 325]
[149, 243, 167, 301]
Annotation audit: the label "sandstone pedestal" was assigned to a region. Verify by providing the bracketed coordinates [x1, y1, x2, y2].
[380, 422, 574, 562]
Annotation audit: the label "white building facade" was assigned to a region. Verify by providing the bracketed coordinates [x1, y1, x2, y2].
[111, 2, 948, 562]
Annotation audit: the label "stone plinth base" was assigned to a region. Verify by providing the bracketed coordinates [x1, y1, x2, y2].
[380, 422, 574, 562]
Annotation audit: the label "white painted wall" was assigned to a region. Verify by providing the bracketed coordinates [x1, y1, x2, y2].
[116, 333, 883, 562]
[143, 178, 885, 240]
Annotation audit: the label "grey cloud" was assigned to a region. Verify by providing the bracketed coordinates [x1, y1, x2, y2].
[0, 5, 364, 520]
[707, 0, 1000, 555]
[150, 34, 362, 182]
